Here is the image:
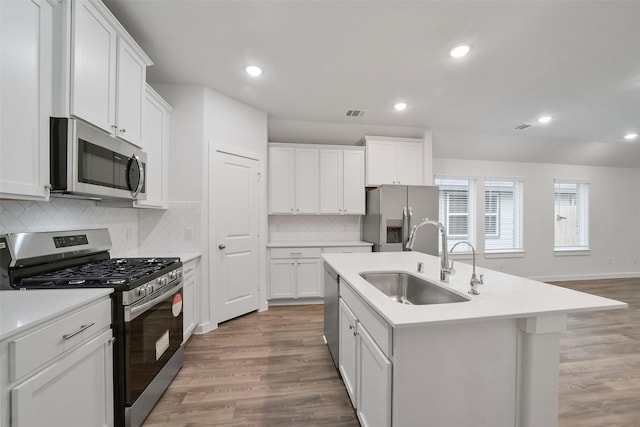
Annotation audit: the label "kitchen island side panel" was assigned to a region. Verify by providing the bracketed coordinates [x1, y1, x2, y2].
[392, 319, 518, 427]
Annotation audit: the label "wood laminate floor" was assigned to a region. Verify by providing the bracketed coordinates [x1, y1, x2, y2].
[143, 278, 640, 427]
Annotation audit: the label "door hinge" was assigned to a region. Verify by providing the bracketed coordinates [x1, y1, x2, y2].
[257, 172, 262, 182]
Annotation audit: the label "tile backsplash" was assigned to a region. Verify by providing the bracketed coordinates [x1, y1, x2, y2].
[138, 201, 202, 254]
[0, 199, 202, 257]
[269, 215, 363, 242]
[0, 198, 139, 255]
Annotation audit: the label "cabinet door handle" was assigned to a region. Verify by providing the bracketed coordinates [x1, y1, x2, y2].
[63, 323, 95, 340]
[120, 128, 126, 133]
[218, 244, 226, 249]
[349, 325, 354, 330]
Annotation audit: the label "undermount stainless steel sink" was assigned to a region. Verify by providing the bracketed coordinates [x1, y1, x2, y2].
[359, 271, 470, 305]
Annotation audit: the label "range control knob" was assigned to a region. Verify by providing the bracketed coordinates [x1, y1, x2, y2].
[136, 286, 147, 297]
[147, 284, 155, 294]
[169, 271, 176, 280]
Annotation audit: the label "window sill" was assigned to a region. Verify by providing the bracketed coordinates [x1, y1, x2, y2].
[484, 251, 526, 259]
[553, 248, 591, 256]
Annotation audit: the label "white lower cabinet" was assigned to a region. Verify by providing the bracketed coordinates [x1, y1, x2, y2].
[11, 329, 113, 427]
[339, 299, 357, 406]
[338, 290, 392, 427]
[182, 257, 200, 343]
[268, 245, 372, 301]
[357, 325, 392, 427]
[1, 295, 113, 427]
[268, 248, 323, 299]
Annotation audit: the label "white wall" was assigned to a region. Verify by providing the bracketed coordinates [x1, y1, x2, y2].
[149, 84, 268, 333]
[434, 158, 640, 281]
[152, 84, 205, 202]
[203, 87, 269, 326]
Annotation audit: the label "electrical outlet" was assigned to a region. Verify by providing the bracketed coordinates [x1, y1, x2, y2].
[184, 227, 194, 241]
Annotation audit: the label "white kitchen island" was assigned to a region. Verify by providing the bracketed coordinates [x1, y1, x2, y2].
[322, 251, 627, 427]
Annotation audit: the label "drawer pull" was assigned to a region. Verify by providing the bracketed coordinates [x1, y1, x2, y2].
[63, 323, 95, 340]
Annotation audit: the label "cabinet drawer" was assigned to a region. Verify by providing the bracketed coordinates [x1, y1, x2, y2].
[340, 282, 392, 358]
[9, 298, 111, 381]
[323, 246, 372, 254]
[183, 259, 199, 280]
[270, 247, 322, 259]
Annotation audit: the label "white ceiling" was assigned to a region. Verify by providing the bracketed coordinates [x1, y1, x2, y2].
[104, 0, 640, 167]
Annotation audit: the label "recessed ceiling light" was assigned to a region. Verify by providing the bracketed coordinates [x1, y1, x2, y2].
[394, 102, 407, 111]
[245, 65, 262, 77]
[537, 115, 553, 124]
[624, 133, 638, 140]
[450, 45, 470, 58]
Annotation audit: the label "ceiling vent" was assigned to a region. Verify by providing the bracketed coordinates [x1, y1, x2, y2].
[514, 123, 534, 130]
[346, 109, 367, 118]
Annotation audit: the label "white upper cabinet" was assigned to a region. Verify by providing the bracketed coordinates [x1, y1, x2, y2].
[319, 148, 365, 214]
[70, 0, 116, 135]
[268, 145, 319, 214]
[55, 0, 152, 147]
[115, 39, 146, 145]
[269, 146, 296, 213]
[269, 143, 364, 215]
[135, 85, 172, 209]
[295, 148, 320, 214]
[365, 136, 424, 186]
[0, 0, 53, 201]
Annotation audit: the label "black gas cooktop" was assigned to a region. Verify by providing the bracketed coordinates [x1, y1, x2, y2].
[17, 257, 180, 289]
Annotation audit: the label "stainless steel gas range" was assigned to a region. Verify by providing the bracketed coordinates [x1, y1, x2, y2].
[0, 228, 184, 427]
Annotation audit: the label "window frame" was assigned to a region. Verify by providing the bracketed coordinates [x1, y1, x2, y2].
[553, 180, 590, 253]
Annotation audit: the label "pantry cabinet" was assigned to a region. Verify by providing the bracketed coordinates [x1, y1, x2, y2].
[364, 136, 424, 187]
[135, 85, 172, 209]
[319, 148, 365, 214]
[54, 0, 152, 147]
[0, 0, 53, 201]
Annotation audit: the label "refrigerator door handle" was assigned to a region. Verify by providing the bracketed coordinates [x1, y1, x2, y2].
[402, 207, 409, 250]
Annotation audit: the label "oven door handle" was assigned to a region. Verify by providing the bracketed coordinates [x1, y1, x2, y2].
[126, 281, 183, 322]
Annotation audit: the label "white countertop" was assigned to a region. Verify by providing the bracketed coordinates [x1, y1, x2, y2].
[322, 251, 627, 328]
[0, 288, 113, 341]
[135, 252, 202, 263]
[267, 241, 373, 248]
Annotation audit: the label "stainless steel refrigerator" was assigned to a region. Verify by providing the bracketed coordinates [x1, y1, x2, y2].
[363, 185, 439, 255]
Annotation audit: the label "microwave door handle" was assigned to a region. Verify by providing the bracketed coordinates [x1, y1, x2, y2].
[130, 154, 145, 198]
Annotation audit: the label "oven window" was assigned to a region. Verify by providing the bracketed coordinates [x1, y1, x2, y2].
[78, 139, 131, 190]
[124, 289, 183, 404]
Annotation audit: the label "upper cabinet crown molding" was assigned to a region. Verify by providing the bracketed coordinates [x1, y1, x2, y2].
[52, 0, 152, 147]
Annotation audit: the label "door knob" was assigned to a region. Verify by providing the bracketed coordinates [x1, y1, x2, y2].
[218, 244, 226, 249]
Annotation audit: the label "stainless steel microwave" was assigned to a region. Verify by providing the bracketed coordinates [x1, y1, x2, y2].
[50, 117, 147, 201]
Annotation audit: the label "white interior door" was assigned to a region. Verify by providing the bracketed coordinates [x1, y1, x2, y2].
[213, 151, 260, 322]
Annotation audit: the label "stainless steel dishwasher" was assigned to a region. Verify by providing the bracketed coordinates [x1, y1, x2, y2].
[323, 262, 340, 368]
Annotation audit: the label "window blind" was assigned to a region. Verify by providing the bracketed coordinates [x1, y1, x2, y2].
[484, 180, 523, 252]
[435, 177, 476, 253]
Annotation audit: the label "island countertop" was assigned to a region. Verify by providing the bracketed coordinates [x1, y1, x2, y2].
[321, 251, 627, 328]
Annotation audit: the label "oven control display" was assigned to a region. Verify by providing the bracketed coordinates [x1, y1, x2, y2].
[53, 234, 89, 248]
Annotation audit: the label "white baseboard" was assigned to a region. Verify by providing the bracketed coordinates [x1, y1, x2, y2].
[194, 321, 218, 334]
[268, 297, 324, 306]
[530, 272, 640, 282]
